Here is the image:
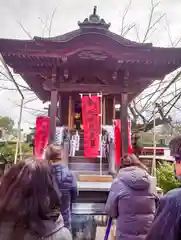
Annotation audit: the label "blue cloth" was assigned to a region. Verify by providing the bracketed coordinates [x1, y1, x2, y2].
[145, 188, 181, 240]
[104, 217, 113, 240]
[52, 164, 77, 230]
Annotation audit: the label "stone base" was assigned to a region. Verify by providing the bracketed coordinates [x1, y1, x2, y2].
[78, 174, 113, 182]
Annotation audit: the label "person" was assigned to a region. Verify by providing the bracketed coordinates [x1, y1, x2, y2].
[0, 157, 72, 240]
[132, 134, 143, 157]
[145, 136, 181, 240]
[45, 144, 77, 230]
[105, 154, 156, 240]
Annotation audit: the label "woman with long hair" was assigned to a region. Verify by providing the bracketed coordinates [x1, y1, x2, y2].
[0, 157, 72, 240]
[105, 154, 156, 240]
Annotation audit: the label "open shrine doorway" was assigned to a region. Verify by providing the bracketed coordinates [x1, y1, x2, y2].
[74, 98, 82, 130]
[67, 94, 83, 130]
[67, 94, 115, 130]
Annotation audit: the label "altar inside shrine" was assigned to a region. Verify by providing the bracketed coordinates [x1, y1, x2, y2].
[54, 93, 117, 130]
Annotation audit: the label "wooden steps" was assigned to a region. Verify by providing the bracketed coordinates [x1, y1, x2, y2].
[69, 130, 109, 175]
[73, 171, 109, 177]
[69, 156, 107, 163]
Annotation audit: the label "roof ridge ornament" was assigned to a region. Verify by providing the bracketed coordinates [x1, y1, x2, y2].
[93, 6, 97, 15]
[78, 6, 111, 30]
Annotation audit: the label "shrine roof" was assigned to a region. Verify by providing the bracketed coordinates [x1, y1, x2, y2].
[0, 6, 181, 102]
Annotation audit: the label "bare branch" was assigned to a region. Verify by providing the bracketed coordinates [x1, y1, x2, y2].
[48, 6, 59, 37]
[145, 14, 165, 40]
[0, 70, 31, 91]
[174, 36, 181, 47]
[132, 100, 146, 123]
[165, 17, 174, 47]
[128, 104, 138, 121]
[120, 0, 133, 36]
[142, 0, 165, 43]
[152, 71, 181, 105]
[140, 79, 163, 112]
[16, 20, 32, 39]
[10, 100, 46, 115]
[164, 16, 181, 47]
[164, 92, 181, 117]
[38, 17, 50, 37]
[122, 23, 136, 37]
[133, 25, 141, 42]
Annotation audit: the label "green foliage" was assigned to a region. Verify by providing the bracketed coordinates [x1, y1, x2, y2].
[156, 162, 181, 193]
[0, 116, 14, 133]
[0, 142, 33, 163]
[26, 127, 35, 148]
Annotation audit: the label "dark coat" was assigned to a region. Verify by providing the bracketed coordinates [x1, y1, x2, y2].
[105, 166, 156, 240]
[145, 188, 181, 240]
[52, 164, 77, 230]
[0, 214, 72, 240]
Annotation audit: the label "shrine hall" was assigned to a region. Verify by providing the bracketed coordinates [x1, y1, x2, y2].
[1, 7, 179, 239]
[1, 6, 181, 162]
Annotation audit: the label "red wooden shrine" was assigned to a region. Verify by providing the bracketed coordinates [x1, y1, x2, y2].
[1, 7, 181, 156]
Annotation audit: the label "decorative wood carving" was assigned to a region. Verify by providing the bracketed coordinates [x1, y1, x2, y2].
[78, 50, 108, 61]
[42, 80, 132, 94]
[112, 60, 124, 81]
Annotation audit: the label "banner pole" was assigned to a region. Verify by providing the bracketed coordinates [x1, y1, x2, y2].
[99, 92, 103, 176]
[152, 104, 156, 177]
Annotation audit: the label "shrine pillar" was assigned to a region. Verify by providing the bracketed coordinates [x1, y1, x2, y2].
[120, 92, 128, 155]
[49, 90, 58, 144]
[105, 95, 114, 125]
[58, 93, 69, 127]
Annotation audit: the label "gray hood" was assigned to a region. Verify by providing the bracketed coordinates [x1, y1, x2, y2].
[118, 166, 150, 190]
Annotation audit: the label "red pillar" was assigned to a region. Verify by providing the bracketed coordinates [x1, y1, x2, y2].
[49, 90, 58, 144]
[120, 92, 128, 156]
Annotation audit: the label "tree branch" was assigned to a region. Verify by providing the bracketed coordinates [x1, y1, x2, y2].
[48, 6, 59, 37]
[142, 0, 165, 43]
[140, 79, 163, 112]
[120, 0, 133, 36]
[16, 20, 32, 39]
[0, 70, 31, 91]
[132, 100, 146, 123]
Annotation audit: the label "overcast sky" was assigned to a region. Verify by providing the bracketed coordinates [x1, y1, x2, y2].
[0, 0, 181, 131]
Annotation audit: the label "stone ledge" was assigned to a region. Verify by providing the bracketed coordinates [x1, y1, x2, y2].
[78, 174, 113, 182]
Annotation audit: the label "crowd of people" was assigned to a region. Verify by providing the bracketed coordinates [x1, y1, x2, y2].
[0, 136, 180, 239]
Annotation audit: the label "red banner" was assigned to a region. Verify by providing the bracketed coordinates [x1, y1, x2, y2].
[35, 116, 50, 159]
[114, 120, 121, 167]
[82, 96, 100, 158]
[114, 119, 132, 166]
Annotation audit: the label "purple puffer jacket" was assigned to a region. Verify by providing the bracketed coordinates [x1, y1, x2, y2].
[105, 166, 156, 240]
[52, 164, 77, 230]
